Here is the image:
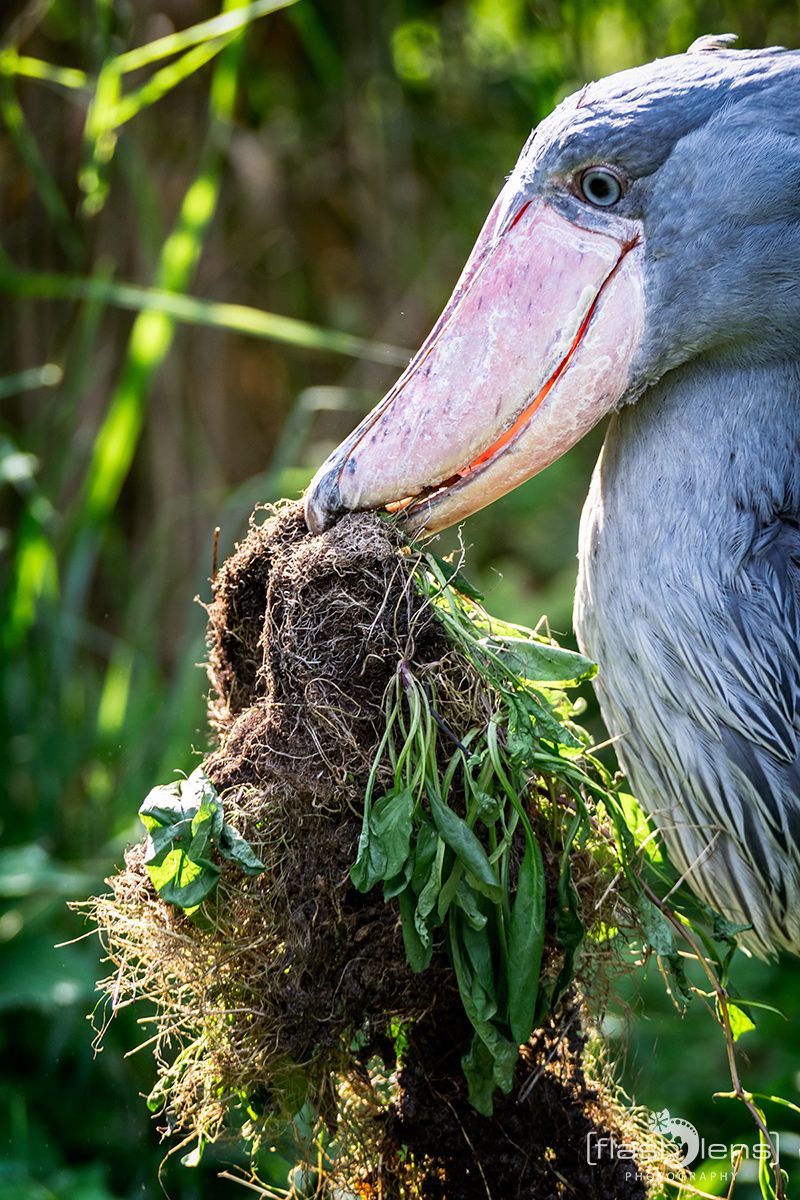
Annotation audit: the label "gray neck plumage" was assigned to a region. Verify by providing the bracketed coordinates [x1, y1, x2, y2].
[575, 353, 800, 954]
[579, 355, 800, 590]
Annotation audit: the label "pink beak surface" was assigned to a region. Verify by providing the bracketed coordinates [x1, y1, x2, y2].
[305, 192, 645, 536]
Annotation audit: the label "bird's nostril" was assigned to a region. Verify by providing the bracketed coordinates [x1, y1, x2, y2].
[304, 464, 346, 535]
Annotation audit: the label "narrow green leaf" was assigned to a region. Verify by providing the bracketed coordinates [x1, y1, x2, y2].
[113, 39, 234, 128]
[426, 551, 485, 601]
[218, 822, 265, 875]
[398, 886, 433, 973]
[0, 49, 88, 91]
[454, 879, 488, 931]
[507, 832, 546, 1045]
[548, 823, 585, 1009]
[751, 1093, 800, 1118]
[429, 792, 501, 902]
[461, 1034, 497, 1117]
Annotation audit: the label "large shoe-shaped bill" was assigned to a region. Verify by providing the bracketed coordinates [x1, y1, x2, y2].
[305, 185, 644, 536]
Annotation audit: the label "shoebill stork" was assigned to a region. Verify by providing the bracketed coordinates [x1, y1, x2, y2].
[304, 38, 800, 957]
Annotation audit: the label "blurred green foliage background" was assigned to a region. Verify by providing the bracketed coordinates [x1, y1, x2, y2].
[2, 1, 800, 1197]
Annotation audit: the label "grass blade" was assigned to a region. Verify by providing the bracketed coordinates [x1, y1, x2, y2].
[113, 38, 234, 127]
[112, 0, 298, 75]
[0, 49, 88, 91]
[77, 4, 247, 528]
[0, 363, 62, 401]
[0, 267, 409, 365]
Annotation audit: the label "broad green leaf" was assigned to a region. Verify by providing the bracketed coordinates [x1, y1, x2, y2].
[139, 779, 185, 832]
[411, 821, 438, 892]
[507, 832, 546, 1044]
[487, 635, 597, 686]
[451, 919, 518, 1113]
[351, 787, 414, 892]
[139, 768, 263, 908]
[145, 845, 219, 909]
[460, 918, 497, 1023]
[351, 799, 378, 891]
[711, 911, 752, 940]
[413, 825, 442, 929]
[371, 788, 415, 880]
[429, 792, 501, 902]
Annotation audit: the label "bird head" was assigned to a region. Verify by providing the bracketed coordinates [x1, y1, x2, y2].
[305, 40, 800, 536]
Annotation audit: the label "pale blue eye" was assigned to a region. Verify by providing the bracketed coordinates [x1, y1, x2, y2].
[580, 167, 623, 207]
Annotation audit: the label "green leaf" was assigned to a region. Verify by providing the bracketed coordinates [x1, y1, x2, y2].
[507, 832, 546, 1045]
[460, 918, 497, 1023]
[636, 895, 675, 957]
[548, 828, 585, 1010]
[139, 779, 185, 832]
[426, 550, 485, 600]
[451, 919, 519, 1114]
[454, 879, 488, 931]
[751, 1092, 800, 1118]
[217, 821, 265, 875]
[616, 791, 663, 862]
[429, 791, 501, 902]
[372, 788, 415, 879]
[147, 852, 219, 909]
[461, 1034, 498, 1117]
[398, 886, 433, 973]
[0, 266, 407, 366]
[665, 953, 694, 1007]
[411, 821, 438, 889]
[487, 635, 597, 685]
[139, 768, 263, 908]
[181, 1138, 206, 1168]
[351, 787, 414, 892]
[506, 691, 582, 756]
[726, 1001, 757, 1041]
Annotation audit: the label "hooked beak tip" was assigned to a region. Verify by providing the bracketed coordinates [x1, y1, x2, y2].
[304, 464, 346, 535]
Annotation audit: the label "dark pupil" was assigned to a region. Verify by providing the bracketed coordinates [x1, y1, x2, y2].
[589, 174, 611, 200]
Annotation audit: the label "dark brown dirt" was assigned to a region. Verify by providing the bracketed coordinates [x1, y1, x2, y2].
[379, 1001, 648, 1200]
[95, 503, 660, 1197]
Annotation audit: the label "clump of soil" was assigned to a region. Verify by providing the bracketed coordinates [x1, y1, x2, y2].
[90, 502, 675, 1197]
